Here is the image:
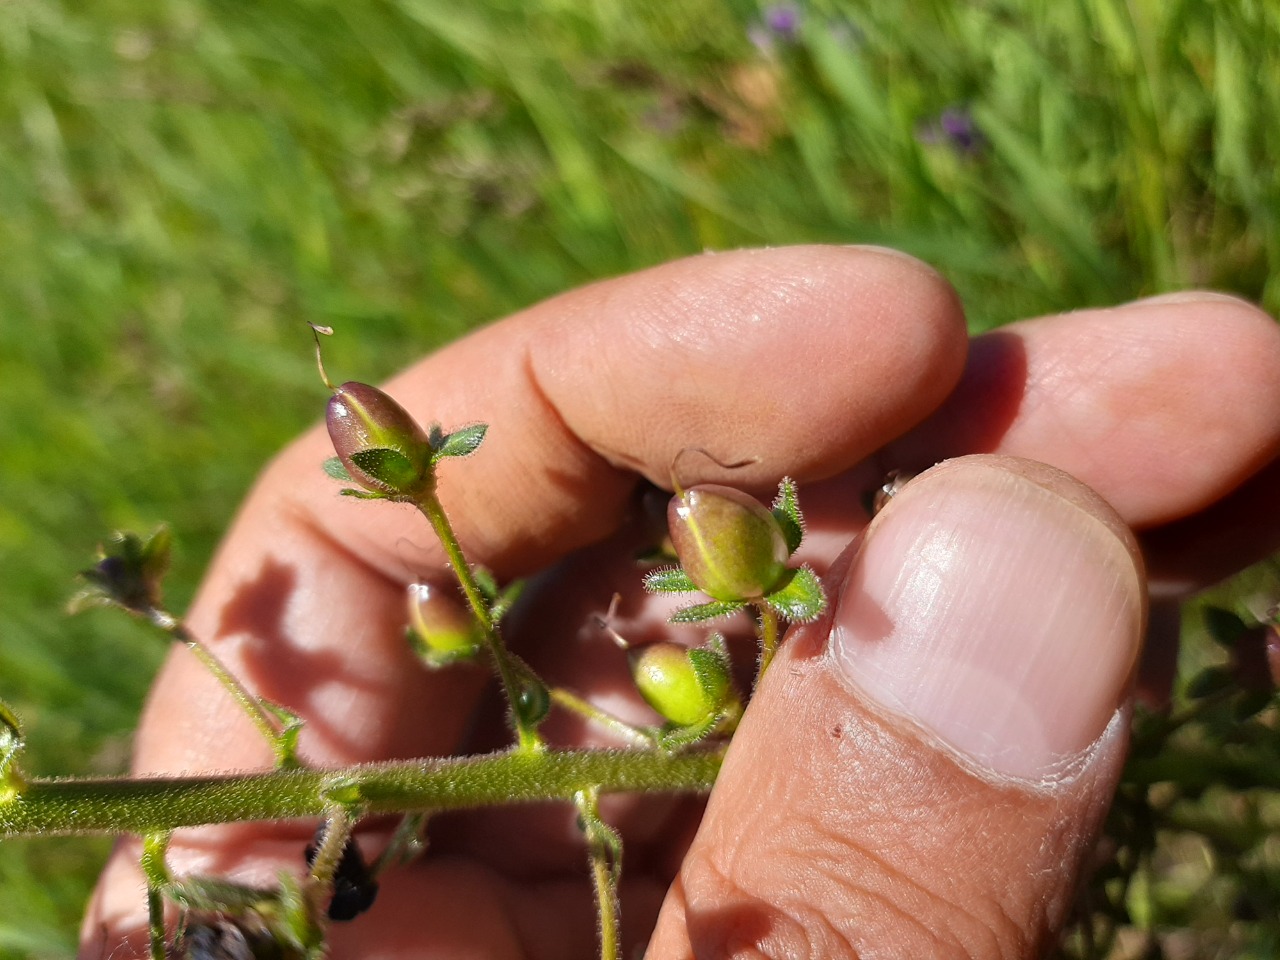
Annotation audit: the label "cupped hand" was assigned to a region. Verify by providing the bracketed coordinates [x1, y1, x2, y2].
[82, 246, 1280, 959]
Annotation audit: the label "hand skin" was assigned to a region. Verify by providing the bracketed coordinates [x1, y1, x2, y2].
[81, 246, 1280, 959]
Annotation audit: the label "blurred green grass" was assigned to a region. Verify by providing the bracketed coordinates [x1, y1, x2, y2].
[0, 0, 1277, 955]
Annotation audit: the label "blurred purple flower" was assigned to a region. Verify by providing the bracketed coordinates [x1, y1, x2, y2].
[750, 4, 802, 54]
[765, 4, 801, 37]
[917, 105, 984, 156]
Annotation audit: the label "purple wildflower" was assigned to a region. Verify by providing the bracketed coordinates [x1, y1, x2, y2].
[917, 105, 984, 156]
[750, 4, 802, 55]
[765, 4, 801, 38]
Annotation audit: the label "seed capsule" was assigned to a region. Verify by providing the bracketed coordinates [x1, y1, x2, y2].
[668, 485, 788, 602]
[406, 582, 483, 666]
[629, 642, 731, 727]
[326, 381, 433, 497]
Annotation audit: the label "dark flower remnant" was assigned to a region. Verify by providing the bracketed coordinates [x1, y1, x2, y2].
[918, 105, 984, 157]
[750, 4, 801, 55]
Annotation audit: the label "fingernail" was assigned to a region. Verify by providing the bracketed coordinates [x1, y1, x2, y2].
[1131, 290, 1250, 307]
[830, 458, 1143, 780]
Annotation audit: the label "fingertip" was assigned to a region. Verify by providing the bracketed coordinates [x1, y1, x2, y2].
[650, 455, 1141, 959]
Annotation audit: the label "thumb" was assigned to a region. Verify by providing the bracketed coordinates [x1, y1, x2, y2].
[648, 456, 1146, 959]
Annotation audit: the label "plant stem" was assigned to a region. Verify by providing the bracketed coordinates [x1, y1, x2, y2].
[371, 813, 427, 878]
[415, 493, 542, 752]
[141, 832, 171, 960]
[307, 807, 354, 917]
[576, 787, 621, 960]
[157, 614, 298, 768]
[0, 746, 724, 838]
[550, 688, 656, 747]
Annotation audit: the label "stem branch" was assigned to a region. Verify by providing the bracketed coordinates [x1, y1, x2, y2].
[0, 747, 724, 838]
[416, 494, 541, 751]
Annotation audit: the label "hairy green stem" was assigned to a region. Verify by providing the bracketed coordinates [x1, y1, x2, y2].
[162, 617, 297, 767]
[550, 688, 656, 747]
[416, 494, 542, 752]
[307, 807, 354, 917]
[576, 787, 621, 960]
[142, 832, 171, 960]
[0, 747, 724, 838]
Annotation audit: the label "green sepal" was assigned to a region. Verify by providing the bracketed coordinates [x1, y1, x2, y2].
[688, 647, 731, 707]
[339, 487, 393, 500]
[323, 456, 353, 481]
[407, 628, 483, 669]
[1233, 689, 1275, 722]
[166, 875, 278, 913]
[654, 714, 720, 752]
[763, 566, 827, 623]
[1185, 665, 1234, 699]
[430, 423, 488, 460]
[771, 477, 804, 555]
[644, 566, 699, 594]
[669, 599, 746, 624]
[0, 700, 25, 795]
[1204, 606, 1249, 649]
[350, 447, 420, 492]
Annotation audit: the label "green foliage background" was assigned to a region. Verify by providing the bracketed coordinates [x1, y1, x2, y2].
[0, 0, 1277, 955]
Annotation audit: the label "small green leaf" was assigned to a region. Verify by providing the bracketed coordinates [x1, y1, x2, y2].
[350, 447, 420, 491]
[489, 579, 526, 622]
[1233, 689, 1274, 722]
[644, 566, 699, 594]
[473, 567, 500, 601]
[1185, 665, 1234, 699]
[771, 478, 804, 555]
[669, 599, 746, 624]
[165, 875, 278, 913]
[1204, 606, 1249, 649]
[434, 423, 488, 459]
[323, 456, 353, 481]
[763, 566, 827, 623]
[339, 488, 392, 500]
[260, 700, 305, 769]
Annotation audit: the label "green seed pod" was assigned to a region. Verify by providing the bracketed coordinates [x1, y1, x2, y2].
[326, 381, 433, 497]
[515, 676, 551, 728]
[668, 484, 789, 601]
[406, 582, 483, 667]
[629, 642, 731, 727]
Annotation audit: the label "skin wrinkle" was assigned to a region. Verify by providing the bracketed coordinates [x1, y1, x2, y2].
[520, 338, 633, 490]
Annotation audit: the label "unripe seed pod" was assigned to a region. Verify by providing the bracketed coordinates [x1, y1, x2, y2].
[629, 642, 730, 727]
[326, 381, 433, 497]
[668, 484, 789, 601]
[406, 582, 483, 666]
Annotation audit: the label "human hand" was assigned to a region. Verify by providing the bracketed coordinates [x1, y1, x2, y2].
[82, 246, 1280, 958]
